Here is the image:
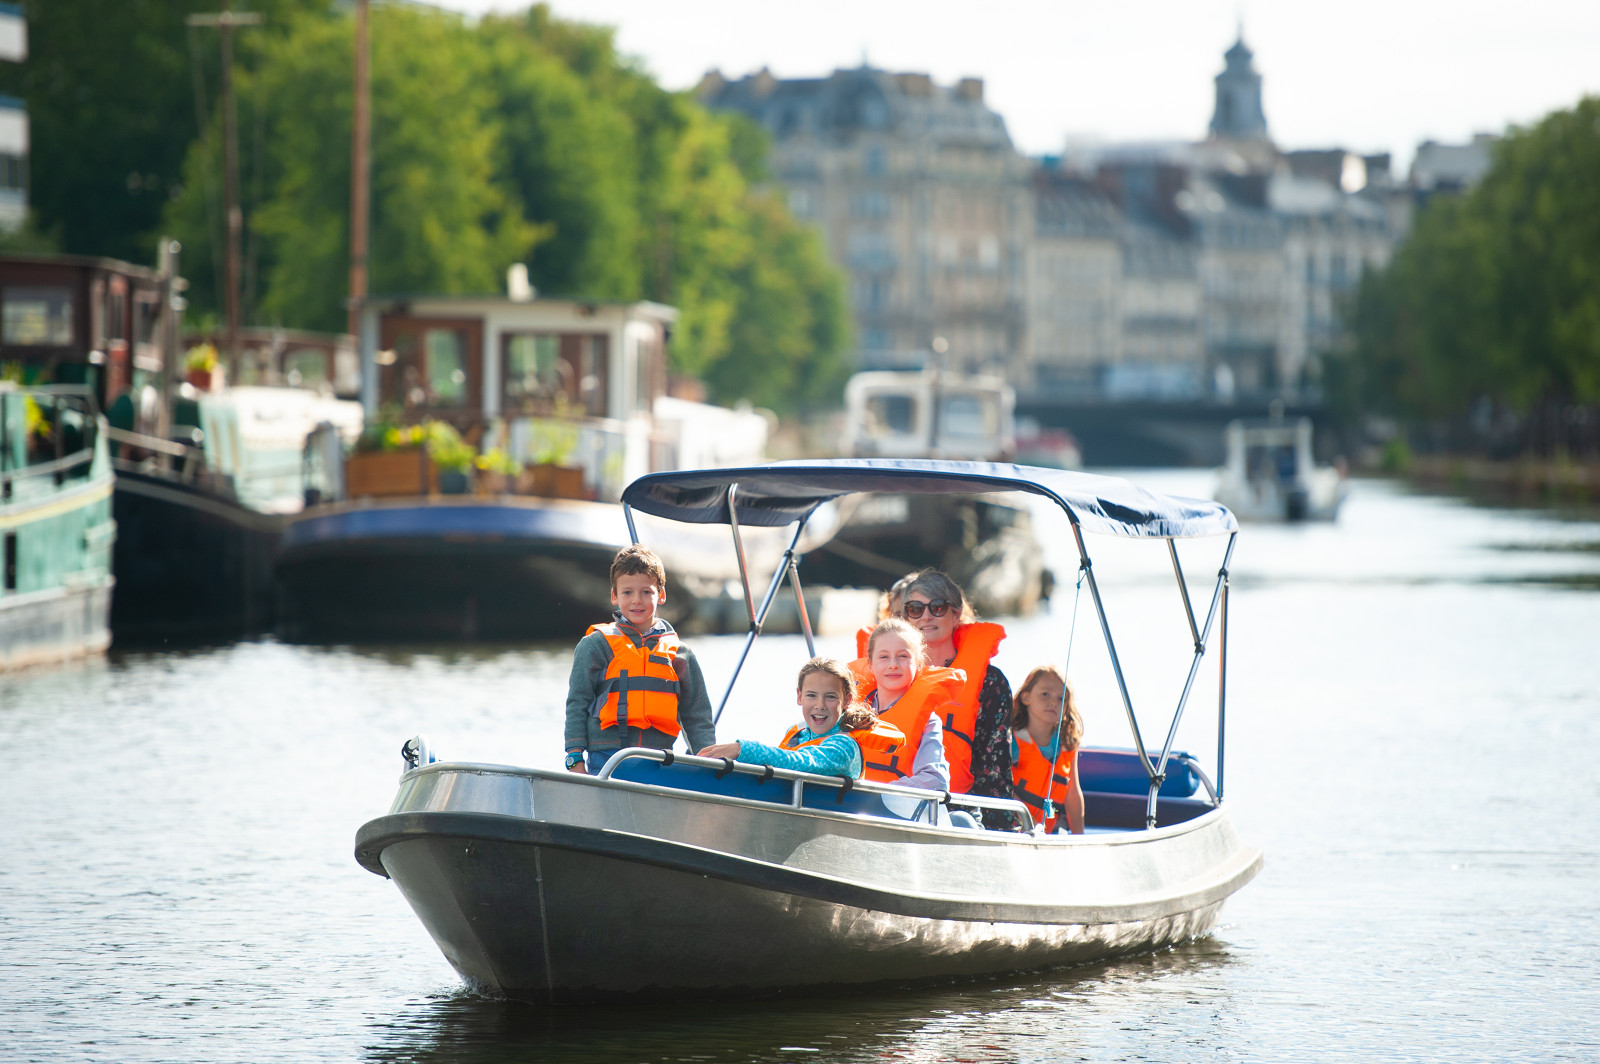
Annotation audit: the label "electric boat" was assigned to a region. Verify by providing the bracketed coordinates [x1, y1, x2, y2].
[354, 459, 1261, 1000]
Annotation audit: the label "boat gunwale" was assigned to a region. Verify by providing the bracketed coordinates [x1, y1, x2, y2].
[380, 760, 1227, 850]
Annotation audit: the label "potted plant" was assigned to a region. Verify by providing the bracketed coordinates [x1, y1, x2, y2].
[184, 343, 223, 392]
[519, 402, 585, 499]
[424, 421, 476, 495]
[345, 405, 437, 497]
[474, 447, 523, 496]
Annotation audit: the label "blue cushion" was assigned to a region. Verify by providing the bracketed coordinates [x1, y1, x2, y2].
[1076, 747, 1201, 797]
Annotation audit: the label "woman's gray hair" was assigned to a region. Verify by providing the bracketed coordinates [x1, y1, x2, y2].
[887, 568, 976, 625]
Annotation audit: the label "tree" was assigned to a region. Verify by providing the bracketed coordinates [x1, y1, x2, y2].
[166, 4, 544, 332]
[0, 0, 323, 265]
[156, 2, 848, 411]
[1342, 96, 1600, 437]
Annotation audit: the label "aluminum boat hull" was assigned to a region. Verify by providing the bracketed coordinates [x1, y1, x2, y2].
[356, 763, 1261, 1000]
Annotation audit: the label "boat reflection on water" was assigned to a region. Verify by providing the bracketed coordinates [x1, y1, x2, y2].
[362, 936, 1240, 1063]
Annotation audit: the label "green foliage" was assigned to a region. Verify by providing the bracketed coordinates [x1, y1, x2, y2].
[0, 0, 324, 266]
[1343, 97, 1600, 423]
[17, 1, 850, 413]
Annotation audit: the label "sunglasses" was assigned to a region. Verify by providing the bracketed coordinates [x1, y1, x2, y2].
[900, 599, 952, 620]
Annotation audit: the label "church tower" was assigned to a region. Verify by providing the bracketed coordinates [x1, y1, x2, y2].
[1209, 35, 1268, 141]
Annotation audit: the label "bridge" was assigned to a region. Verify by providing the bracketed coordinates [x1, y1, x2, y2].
[1016, 396, 1335, 467]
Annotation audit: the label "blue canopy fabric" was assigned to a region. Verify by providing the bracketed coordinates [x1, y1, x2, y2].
[622, 459, 1237, 539]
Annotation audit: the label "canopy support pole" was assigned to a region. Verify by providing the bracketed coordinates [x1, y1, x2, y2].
[713, 501, 815, 726]
[1217, 563, 1231, 802]
[622, 502, 639, 546]
[1146, 531, 1237, 827]
[1168, 539, 1199, 647]
[1071, 521, 1154, 780]
[788, 554, 816, 658]
[726, 484, 758, 627]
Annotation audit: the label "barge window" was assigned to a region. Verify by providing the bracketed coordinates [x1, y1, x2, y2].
[939, 393, 997, 440]
[3, 286, 74, 346]
[425, 330, 467, 407]
[864, 393, 914, 436]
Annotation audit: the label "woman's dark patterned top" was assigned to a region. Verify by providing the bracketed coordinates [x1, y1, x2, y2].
[956, 662, 1018, 830]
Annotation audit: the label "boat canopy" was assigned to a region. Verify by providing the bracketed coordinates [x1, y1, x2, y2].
[622, 459, 1236, 539]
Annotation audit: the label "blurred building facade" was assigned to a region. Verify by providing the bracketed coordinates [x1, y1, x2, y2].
[699, 65, 1028, 376]
[705, 36, 1485, 405]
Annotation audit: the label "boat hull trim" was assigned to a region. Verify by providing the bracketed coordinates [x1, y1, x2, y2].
[356, 763, 1262, 1000]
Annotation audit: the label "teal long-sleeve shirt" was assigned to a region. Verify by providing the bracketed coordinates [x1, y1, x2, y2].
[737, 723, 862, 778]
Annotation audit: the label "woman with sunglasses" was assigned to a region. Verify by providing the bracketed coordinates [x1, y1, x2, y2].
[871, 569, 1014, 826]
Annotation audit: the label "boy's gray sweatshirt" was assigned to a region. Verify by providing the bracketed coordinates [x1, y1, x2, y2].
[564, 615, 716, 754]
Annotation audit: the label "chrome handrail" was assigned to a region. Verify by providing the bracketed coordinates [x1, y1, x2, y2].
[595, 747, 1036, 831]
[0, 446, 97, 485]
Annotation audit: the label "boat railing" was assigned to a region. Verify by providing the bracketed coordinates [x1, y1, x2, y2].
[104, 425, 210, 485]
[596, 746, 1037, 831]
[0, 384, 104, 495]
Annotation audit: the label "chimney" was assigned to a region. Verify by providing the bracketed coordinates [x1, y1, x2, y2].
[956, 77, 984, 102]
[507, 263, 535, 303]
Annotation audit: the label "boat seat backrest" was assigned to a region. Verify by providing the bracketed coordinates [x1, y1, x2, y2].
[1077, 747, 1201, 798]
[606, 758, 930, 821]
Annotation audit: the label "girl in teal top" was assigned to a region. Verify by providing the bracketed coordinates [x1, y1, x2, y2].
[698, 658, 867, 778]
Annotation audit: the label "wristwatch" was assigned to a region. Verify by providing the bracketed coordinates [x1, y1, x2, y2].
[565, 750, 586, 768]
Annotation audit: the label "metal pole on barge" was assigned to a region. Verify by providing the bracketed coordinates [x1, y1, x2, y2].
[186, 2, 260, 386]
[347, 0, 371, 340]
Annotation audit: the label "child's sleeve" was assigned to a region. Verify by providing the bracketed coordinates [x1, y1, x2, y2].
[564, 632, 608, 753]
[672, 645, 717, 752]
[738, 734, 862, 778]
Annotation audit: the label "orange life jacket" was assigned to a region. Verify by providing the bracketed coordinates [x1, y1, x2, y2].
[585, 621, 682, 736]
[1011, 732, 1078, 833]
[866, 667, 964, 784]
[852, 621, 1006, 793]
[779, 717, 908, 780]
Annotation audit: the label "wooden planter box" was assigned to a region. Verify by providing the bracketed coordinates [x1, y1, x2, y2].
[519, 463, 586, 499]
[345, 448, 437, 498]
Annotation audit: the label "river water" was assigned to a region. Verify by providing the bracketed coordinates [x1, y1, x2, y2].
[3, 473, 1598, 1063]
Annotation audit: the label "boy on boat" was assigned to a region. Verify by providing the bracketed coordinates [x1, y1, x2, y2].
[1010, 666, 1085, 834]
[698, 657, 905, 778]
[564, 545, 716, 774]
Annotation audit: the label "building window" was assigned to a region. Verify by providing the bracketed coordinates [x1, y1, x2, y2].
[860, 329, 895, 351]
[0, 153, 25, 192]
[863, 146, 886, 176]
[851, 192, 890, 220]
[2, 286, 73, 346]
[788, 188, 811, 218]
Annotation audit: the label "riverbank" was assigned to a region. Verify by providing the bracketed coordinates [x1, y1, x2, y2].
[1404, 454, 1600, 508]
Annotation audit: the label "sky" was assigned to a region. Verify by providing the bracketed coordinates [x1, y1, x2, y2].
[432, 0, 1600, 172]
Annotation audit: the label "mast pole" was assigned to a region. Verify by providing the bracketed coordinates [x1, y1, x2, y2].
[187, 3, 260, 385]
[348, 0, 371, 340]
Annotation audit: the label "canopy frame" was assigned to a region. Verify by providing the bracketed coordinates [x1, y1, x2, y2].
[621, 461, 1236, 826]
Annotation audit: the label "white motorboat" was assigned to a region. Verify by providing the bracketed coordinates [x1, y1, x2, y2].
[1213, 417, 1347, 522]
[355, 459, 1261, 1000]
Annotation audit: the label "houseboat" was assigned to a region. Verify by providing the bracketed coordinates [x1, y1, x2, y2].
[0, 382, 115, 669]
[274, 273, 774, 641]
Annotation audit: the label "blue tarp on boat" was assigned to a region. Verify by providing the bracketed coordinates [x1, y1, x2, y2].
[622, 459, 1236, 539]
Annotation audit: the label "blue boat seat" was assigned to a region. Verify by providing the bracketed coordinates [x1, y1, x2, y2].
[606, 757, 939, 821]
[1076, 747, 1201, 798]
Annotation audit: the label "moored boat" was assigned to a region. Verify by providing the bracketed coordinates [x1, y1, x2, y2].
[355, 459, 1261, 999]
[0, 383, 115, 669]
[1213, 416, 1347, 522]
